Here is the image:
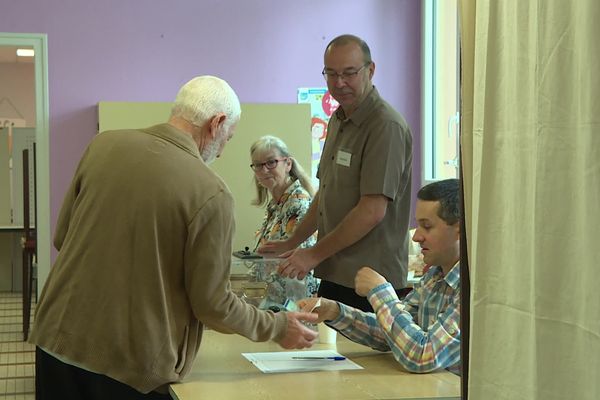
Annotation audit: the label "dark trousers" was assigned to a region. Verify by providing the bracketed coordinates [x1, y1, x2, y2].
[35, 347, 171, 400]
[317, 280, 412, 312]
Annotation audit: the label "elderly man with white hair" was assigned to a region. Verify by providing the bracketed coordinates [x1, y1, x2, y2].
[30, 76, 318, 399]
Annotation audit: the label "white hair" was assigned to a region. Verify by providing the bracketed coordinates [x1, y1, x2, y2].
[170, 76, 241, 132]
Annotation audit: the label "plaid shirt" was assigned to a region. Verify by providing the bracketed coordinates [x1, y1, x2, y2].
[329, 263, 460, 374]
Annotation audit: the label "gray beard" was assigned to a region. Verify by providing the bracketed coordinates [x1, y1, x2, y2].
[201, 136, 221, 164]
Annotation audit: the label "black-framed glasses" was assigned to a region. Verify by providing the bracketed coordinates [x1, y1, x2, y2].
[250, 158, 287, 171]
[321, 63, 370, 81]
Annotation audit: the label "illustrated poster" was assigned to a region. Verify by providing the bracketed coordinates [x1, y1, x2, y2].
[297, 88, 339, 188]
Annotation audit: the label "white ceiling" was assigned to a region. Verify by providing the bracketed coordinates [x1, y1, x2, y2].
[0, 46, 35, 64]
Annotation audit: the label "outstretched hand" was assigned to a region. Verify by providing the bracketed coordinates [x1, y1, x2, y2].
[297, 297, 341, 323]
[256, 239, 294, 257]
[275, 311, 319, 349]
[277, 248, 319, 280]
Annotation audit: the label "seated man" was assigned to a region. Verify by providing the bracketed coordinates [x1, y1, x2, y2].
[305, 179, 460, 373]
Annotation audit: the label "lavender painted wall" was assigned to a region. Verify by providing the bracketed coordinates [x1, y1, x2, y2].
[1, 0, 422, 258]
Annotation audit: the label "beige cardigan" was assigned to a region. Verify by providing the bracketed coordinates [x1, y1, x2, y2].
[29, 124, 286, 393]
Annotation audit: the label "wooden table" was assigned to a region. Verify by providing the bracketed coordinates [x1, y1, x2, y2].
[169, 330, 460, 400]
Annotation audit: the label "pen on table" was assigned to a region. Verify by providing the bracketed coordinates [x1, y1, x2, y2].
[292, 356, 346, 361]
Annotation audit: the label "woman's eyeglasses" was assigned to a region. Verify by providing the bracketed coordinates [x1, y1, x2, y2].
[250, 158, 287, 171]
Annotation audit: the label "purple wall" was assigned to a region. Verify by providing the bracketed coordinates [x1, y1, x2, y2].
[2, 0, 422, 257]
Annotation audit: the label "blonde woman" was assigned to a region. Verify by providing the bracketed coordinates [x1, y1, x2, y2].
[250, 136, 318, 307]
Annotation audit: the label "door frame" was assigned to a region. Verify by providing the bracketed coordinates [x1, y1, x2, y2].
[0, 32, 50, 294]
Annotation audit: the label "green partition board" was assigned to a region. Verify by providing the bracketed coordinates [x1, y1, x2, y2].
[98, 102, 172, 132]
[98, 101, 311, 253]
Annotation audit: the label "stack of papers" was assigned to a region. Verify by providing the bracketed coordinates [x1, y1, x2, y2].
[242, 350, 363, 373]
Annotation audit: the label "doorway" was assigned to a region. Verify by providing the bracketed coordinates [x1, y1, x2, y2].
[0, 32, 49, 297]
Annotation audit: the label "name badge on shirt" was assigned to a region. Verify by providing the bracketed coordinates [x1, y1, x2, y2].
[336, 149, 352, 167]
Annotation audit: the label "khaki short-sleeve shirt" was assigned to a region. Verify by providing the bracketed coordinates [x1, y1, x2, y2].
[316, 87, 412, 288]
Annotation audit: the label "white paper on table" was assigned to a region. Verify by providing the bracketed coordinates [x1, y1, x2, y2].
[242, 350, 363, 373]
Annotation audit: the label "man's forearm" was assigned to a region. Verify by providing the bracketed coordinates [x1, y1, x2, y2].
[310, 194, 387, 262]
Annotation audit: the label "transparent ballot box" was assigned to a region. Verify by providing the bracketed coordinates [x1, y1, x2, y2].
[231, 255, 316, 312]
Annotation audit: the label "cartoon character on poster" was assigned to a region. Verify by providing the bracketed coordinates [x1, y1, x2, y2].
[321, 91, 339, 118]
[311, 117, 327, 142]
[298, 88, 339, 187]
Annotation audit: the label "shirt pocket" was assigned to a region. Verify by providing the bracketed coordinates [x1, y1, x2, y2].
[333, 148, 360, 188]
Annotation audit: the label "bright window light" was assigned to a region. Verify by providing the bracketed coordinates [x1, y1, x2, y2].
[422, 0, 460, 183]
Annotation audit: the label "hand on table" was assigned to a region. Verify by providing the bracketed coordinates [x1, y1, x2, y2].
[276, 311, 319, 349]
[354, 266, 387, 297]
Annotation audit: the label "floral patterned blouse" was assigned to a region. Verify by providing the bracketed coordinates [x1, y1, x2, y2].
[252, 180, 318, 308]
[254, 179, 315, 250]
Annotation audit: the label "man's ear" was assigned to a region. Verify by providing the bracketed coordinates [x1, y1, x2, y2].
[208, 113, 227, 138]
[368, 61, 376, 80]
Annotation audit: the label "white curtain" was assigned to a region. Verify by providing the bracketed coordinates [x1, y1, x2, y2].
[460, 1, 600, 399]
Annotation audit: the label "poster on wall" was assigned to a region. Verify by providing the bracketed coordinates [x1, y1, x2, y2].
[297, 88, 339, 188]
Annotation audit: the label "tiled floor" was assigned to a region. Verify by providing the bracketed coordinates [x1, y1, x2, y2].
[0, 292, 35, 400]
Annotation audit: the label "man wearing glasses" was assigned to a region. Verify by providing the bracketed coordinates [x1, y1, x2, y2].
[261, 34, 413, 311]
